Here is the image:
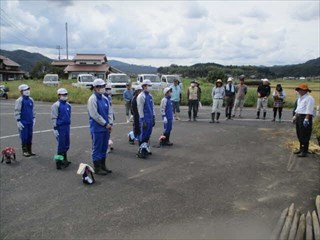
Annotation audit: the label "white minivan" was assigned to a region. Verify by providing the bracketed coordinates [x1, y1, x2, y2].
[107, 73, 130, 95]
[72, 74, 95, 88]
[136, 74, 161, 90]
[43, 74, 59, 86]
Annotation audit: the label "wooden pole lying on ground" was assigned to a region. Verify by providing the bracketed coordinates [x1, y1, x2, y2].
[312, 210, 320, 240]
[288, 210, 300, 240]
[316, 195, 320, 221]
[271, 208, 289, 240]
[306, 211, 313, 240]
[280, 203, 295, 240]
[294, 214, 306, 240]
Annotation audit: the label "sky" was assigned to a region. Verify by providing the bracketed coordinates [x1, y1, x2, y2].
[0, 0, 319, 67]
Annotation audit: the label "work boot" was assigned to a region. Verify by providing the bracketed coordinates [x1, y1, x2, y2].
[216, 113, 220, 123]
[93, 160, 108, 175]
[56, 161, 63, 170]
[163, 133, 173, 146]
[27, 144, 36, 156]
[256, 111, 260, 119]
[294, 144, 303, 154]
[101, 158, 112, 173]
[22, 145, 31, 157]
[297, 152, 307, 157]
[263, 112, 266, 120]
[210, 113, 215, 123]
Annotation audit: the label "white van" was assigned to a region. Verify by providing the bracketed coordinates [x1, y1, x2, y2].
[72, 74, 95, 88]
[160, 75, 181, 88]
[107, 73, 130, 95]
[136, 74, 161, 90]
[43, 74, 59, 86]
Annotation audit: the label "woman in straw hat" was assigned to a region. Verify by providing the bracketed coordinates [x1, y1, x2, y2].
[292, 83, 315, 157]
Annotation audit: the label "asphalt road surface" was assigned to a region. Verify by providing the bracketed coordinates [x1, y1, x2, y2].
[1, 99, 319, 239]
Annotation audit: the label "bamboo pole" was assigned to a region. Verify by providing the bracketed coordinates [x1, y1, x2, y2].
[294, 214, 306, 240]
[288, 210, 300, 240]
[280, 203, 295, 240]
[270, 208, 289, 240]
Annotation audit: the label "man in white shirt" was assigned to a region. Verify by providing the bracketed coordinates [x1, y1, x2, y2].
[292, 83, 315, 157]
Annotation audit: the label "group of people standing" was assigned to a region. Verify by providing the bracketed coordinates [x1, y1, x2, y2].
[13, 77, 316, 177]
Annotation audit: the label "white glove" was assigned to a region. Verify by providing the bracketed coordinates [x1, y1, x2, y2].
[17, 121, 24, 131]
[33, 118, 36, 127]
[53, 129, 59, 138]
[163, 117, 168, 124]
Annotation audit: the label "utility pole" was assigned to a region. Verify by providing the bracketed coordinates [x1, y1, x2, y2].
[56, 45, 63, 60]
[65, 22, 69, 60]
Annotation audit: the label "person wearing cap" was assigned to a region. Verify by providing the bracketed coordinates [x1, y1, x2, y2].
[187, 81, 199, 121]
[292, 83, 315, 157]
[272, 84, 286, 122]
[103, 83, 115, 153]
[171, 78, 182, 120]
[224, 77, 236, 119]
[51, 88, 71, 169]
[123, 83, 134, 123]
[87, 79, 113, 175]
[14, 84, 36, 157]
[136, 79, 155, 158]
[160, 87, 174, 146]
[256, 78, 271, 119]
[232, 75, 248, 118]
[128, 85, 143, 144]
[210, 79, 225, 123]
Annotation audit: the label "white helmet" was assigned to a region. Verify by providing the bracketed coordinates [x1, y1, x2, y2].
[18, 84, 29, 91]
[163, 87, 172, 95]
[142, 79, 152, 86]
[105, 83, 112, 89]
[57, 88, 68, 95]
[92, 78, 106, 87]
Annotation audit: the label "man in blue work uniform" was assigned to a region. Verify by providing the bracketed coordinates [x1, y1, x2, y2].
[136, 79, 155, 158]
[103, 83, 114, 153]
[51, 88, 71, 169]
[160, 87, 174, 146]
[14, 84, 36, 157]
[88, 79, 113, 175]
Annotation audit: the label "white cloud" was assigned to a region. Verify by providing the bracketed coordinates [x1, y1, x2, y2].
[0, 0, 319, 67]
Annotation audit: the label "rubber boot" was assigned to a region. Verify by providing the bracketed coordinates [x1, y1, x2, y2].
[27, 144, 36, 156]
[62, 152, 71, 167]
[263, 112, 266, 120]
[294, 144, 303, 154]
[256, 111, 260, 119]
[210, 113, 215, 123]
[93, 160, 108, 175]
[164, 133, 173, 146]
[188, 111, 191, 121]
[101, 158, 112, 173]
[56, 161, 63, 170]
[216, 113, 220, 123]
[22, 145, 31, 157]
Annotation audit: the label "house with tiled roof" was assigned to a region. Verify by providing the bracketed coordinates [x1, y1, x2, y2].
[0, 55, 25, 81]
[63, 54, 115, 80]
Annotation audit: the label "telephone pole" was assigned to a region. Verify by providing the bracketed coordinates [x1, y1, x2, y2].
[65, 22, 69, 60]
[56, 45, 63, 60]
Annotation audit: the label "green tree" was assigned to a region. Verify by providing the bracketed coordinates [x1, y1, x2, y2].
[207, 69, 226, 84]
[30, 60, 53, 79]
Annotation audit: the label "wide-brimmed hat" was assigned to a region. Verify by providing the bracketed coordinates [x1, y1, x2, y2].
[216, 79, 222, 83]
[295, 83, 311, 92]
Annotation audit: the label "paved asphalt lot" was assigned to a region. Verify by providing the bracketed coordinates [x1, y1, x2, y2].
[0, 99, 319, 239]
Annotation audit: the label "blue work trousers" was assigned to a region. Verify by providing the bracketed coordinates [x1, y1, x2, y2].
[19, 123, 33, 145]
[91, 131, 109, 161]
[163, 119, 173, 135]
[56, 125, 70, 154]
[139, 120, 153, 144]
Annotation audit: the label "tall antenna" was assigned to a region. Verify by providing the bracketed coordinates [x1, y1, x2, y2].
[56, 45, 63, 60]
[65, 22, 69, 60]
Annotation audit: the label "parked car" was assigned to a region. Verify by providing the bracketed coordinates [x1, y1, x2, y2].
[72, 74, 95, 88]
[160, 75, 182, 88]
[43, 74, 59, 86]
[136, 74, 161, 90]
[107, 73, 130, 95]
